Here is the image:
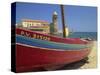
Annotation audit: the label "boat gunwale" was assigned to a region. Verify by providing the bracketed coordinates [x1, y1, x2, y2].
[16, 28, 90, 44]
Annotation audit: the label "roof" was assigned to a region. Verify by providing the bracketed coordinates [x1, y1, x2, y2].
[22, 19, 49, 24]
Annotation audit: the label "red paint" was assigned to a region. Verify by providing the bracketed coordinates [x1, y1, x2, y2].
[15, 28, 92, 72]
[16, 44, 91, 72]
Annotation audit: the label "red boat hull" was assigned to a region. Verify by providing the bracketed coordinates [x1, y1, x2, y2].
[16, 43, 91, 72]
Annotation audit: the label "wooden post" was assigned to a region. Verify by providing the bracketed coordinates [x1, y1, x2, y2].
[60, 5, 66, 38]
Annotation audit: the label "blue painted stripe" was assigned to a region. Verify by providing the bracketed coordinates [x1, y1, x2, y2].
[16, 35, 89, 50]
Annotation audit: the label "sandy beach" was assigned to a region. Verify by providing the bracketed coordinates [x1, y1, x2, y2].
[80, 41, 97, 69]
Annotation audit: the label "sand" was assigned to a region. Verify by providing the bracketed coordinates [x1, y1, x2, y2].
[80, 41, 97, 69]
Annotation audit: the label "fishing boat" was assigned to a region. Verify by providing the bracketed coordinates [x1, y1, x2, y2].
[15, 28, 93, 72]
[15, 5, 93, 72]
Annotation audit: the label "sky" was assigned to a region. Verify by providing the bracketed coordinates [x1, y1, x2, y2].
[16, 2, 97, 32]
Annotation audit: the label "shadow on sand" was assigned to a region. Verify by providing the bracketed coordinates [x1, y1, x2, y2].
[57, 57, 89, 70]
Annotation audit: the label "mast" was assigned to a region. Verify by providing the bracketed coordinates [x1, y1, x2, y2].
[60, 5, 66, 38]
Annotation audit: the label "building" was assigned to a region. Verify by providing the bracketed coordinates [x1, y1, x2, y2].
[17, 11, 59, 35]
[20, 19, 50, 34]
[50, 11, 58, 34]
[52, 11, 58, 33]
